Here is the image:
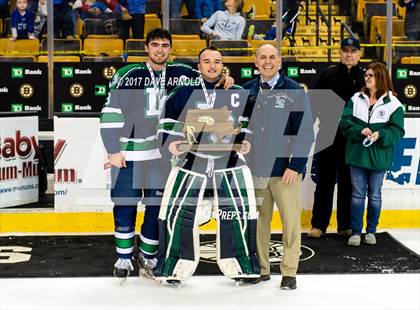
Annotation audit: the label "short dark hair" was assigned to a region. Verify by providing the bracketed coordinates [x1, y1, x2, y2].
[198, 46, 223, 61]
[146, 28, 172, 46]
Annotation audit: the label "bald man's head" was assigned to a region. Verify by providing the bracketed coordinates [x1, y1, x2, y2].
[255, 44, 281, 81]
[256, 44, 280, 58]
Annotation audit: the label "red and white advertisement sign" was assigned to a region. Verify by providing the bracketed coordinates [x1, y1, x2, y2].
[0, 116, 39, 208]
[54, 117, 113, 211]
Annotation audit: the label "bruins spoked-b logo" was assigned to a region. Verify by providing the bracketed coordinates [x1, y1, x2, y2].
[199, 240, 315, 264]
[103, 66, 117, 80]
[404, 84, 417, 99]
[70, 83, 84, 98]
[19, 84, 34, 98]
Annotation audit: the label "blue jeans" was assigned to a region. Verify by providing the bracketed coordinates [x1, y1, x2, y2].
[349, 166, 385, 235]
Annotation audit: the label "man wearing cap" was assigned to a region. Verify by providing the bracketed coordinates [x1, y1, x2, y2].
[308, 37, 365, 239]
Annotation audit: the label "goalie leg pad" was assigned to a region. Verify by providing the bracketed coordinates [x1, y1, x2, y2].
[214, 166, 260, 279]
[156, 168, 207, 281]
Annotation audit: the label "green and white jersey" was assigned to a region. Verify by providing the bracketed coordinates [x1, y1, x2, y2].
[100, 62, 201, 161]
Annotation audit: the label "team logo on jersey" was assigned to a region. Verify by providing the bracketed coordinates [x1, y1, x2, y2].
[404, 84, 417, 99]
[273, 92, 294, 108]
[377, 109, 386, 119]
[103, 66, 117, 80]
[69, 83, 84, 98]
[19, 84, 34, 98]
[199, 240, 315, 264]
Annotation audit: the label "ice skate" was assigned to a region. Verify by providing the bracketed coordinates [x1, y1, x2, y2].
[113, 258, 134, 284]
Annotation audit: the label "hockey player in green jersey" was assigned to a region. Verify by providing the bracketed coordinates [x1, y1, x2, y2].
[154, 46, 260, 284]
[100, 29, 234, 281]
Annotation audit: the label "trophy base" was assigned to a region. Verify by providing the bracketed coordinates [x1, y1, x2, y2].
[178, 143, 243, 153]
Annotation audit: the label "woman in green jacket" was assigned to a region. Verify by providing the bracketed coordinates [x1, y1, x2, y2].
[340, 62, 405, 246]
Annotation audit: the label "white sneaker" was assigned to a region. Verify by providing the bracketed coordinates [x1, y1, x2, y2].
[348, 235, 361, 246]
[364, 233, 376, 245]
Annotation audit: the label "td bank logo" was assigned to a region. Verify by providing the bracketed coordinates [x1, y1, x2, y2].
[62, 67, 74, 78]
[397, 69, 408, 79]
[61, 103, 74, 112]
[95, 85, 107, 96]
[11, 67, 23, 78]
[11, 103, 23, 112]
[287, 67, 299, 78]
[241, 68, 253, 78]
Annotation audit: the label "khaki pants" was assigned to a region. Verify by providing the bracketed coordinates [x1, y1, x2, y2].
[254, 176, 302, 277]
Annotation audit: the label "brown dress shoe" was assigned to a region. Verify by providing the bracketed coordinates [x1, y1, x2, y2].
[307, 228, 324, 238]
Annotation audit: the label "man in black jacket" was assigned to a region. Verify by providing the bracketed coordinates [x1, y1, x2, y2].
[244, 44, 314, 289]
[308, 37, 365, 238]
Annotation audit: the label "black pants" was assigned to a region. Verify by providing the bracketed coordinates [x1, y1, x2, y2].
[311, 134, 352, 232]
[119, 13, 145, 40]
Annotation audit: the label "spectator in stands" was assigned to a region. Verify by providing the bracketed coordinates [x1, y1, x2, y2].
[33, 0, 47, 38]
[194, 0, 222, 22]
[170, 0, 194, 18]
[81, 0, 116, 34]
[308, 37, 365, 239]
[340, 62, 404, 246]
[10, 0, 35, 40]
[201, 0, 245, 40]
[399, 0, 420, 41]
[118, 0, 145, 40]
[53, 0, 75, 39]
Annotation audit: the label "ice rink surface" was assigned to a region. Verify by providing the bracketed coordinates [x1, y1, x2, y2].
[1, 229, 419, 310]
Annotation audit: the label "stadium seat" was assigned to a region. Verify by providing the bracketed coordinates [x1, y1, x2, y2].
[243, 0, 271, 18]
[83, 38, 124, 56]
[210, 40, 251, 56]
[369, 16, 397, 43]
[251, 40, 275, 54]
[40, 39, 81, 55]
[145, 14, 158, 19]
[172, 39, 206, 56]
[125, 39, 146, 56]
[0, 55, 35, 62]
[172, 34, 201, 40]
[410, 57, 420, 64]
[84, 18, 118, 37]
[144, 18, 162, 37]
[170, 19, 201, 35]
[392, 41, 420, 62]
[82, 56, 124, 62]
[222, 56, 255, 63]
[374, 19, 405, 43]
[0, 38, 39, 55]
[245, 19, 274, 38]
[76, 17, 83, 38]
[364, 2, 397, 20]
[126, 56, 148, 62]
[38, 55, 81, 62]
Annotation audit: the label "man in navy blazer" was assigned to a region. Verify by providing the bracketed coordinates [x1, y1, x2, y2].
[243, 44, 314, 289]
